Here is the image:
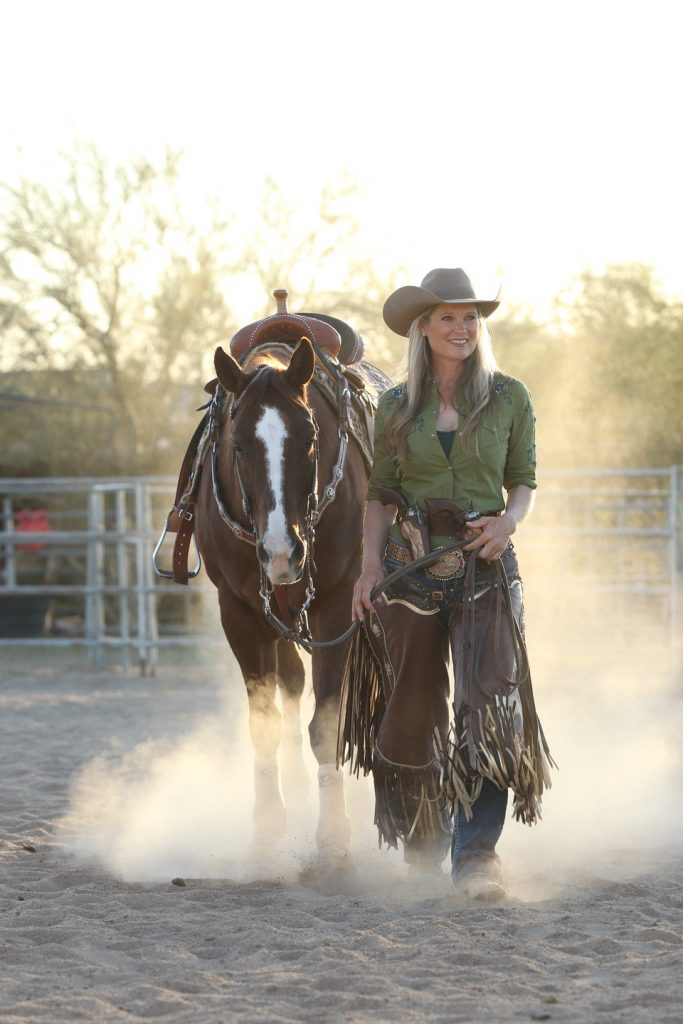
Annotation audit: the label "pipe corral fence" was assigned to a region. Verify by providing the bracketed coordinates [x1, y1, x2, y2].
[1, 469, 681, 674]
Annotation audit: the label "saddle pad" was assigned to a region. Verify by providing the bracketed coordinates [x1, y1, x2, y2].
[313, 359, 392, 470]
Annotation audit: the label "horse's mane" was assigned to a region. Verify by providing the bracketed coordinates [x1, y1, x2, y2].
[234, 343, 313, 412]
[242, 343, 293, 372]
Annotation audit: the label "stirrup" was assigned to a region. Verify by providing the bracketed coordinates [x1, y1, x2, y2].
[152, 515, 202, 580]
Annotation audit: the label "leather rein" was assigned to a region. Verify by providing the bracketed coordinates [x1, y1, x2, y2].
[210, 342, 353, 650]
[211, 346, 504, 653]
[204, 347, 508, 655]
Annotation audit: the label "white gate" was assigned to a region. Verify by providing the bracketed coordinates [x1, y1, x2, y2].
[0, 477, 216, 674]
[1, 469, 681, 672]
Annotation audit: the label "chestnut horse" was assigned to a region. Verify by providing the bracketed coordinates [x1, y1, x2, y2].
[194, 336, 370, 860]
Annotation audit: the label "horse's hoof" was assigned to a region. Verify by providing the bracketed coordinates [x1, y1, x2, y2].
[299, 850, 355, 893]
[253, 807, 287, 843]
[315, 815, 352, 855]
[316, 841, 352, 864]
[251, 826, 286, 848]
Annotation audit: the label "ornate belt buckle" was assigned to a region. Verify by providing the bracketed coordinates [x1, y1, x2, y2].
[425, 547, 466, 580]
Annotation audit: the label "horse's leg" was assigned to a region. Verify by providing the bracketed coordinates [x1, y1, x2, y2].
[309, 638, 352, 857]
[275, 639, 310, 799]
[247, 669, 289, 843]
[218, 590, 286, 842]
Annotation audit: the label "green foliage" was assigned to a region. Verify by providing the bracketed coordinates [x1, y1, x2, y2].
[493, 265, 683, 468]
[0, 367, 125, 476]
[0, 144, 235, 474]
[1, 143, 680, 474]
[0, 147, 397, 476]
[556, 265, 683, 466]
[237, 175, 404, 372]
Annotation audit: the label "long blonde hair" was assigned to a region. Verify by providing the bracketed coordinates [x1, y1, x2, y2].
[384, 306, 499, 460]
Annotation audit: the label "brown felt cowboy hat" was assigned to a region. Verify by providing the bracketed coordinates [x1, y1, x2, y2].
[383, 268, 501, 337]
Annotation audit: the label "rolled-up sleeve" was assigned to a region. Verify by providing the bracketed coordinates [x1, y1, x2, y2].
[503, 384, 537, 491]
[366, 390, 402, 501]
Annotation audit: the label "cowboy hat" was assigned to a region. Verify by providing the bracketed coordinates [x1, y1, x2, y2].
[382, 268, 501, 337]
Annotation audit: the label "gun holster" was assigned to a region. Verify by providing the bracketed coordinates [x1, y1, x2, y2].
[377, 486, 430, 559]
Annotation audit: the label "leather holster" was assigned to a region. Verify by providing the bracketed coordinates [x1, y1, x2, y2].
[378, 485, 430, 559]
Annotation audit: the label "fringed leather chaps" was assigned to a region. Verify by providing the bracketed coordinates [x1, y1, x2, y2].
[338, 542, 554, 848]
[372, 745, 451, 851]
[446, 553, 555, 824]
[338, 567, 453, 850]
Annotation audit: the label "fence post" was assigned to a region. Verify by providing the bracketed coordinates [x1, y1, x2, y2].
[143, 482, 159, 676]
[2, 497, 16, 587]
[86, 488, 106, 667]
[115, 487, 131, 672]
[133, 482, 149, 675]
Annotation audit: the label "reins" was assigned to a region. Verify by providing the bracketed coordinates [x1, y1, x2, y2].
[200, 359, 510, 653]
[261, 542, 475, 651]
[211, 340, 354, 648]
[209, 342, 498, 652]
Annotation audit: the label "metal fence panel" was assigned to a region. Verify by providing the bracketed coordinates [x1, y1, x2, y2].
[1, 470, 681, 671]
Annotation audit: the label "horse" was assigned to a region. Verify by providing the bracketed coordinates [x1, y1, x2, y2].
[186, 302, 383, 864]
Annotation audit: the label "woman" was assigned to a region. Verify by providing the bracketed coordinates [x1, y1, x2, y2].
[344, 267, 552, 900]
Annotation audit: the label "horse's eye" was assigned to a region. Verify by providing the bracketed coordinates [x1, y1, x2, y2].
[233, 443, 243, 456]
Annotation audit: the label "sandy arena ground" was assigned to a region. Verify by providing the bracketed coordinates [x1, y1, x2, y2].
[1, 644, 682, 1024]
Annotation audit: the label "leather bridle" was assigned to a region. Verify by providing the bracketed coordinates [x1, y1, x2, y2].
[207, 349, 516, 656]
[210, 345, 353, 649]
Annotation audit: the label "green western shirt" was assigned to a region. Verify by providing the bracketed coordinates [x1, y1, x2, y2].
[367, 373, 537, 549]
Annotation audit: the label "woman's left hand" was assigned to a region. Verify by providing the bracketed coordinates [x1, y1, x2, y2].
[462, 513, 515, 561]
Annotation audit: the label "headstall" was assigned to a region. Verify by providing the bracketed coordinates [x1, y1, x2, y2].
[210, 343, 353, 649]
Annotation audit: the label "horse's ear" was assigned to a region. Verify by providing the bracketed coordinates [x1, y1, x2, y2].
[286, 337, 315, 391]
[214, 346, 246, 394]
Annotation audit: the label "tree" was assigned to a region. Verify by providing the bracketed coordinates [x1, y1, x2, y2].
[490, 311, 574, 469]
[0, 144, 235, 472]
[491, 266, 683, 469]
[555, 264, 683, 466]
[240, 175, 404, 371]
[0, 148, 399, 476]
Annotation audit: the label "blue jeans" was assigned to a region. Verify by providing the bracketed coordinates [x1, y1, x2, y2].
[451, 779, 508, 879]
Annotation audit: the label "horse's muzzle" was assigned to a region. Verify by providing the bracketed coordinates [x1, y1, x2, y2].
[257, 538, 306, 586]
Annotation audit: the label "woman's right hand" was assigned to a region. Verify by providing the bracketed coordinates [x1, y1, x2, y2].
[352, 561, 385, 622]
[352, 501, 394, 622]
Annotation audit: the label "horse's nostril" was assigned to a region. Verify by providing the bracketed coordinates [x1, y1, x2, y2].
[257, 541, 268, 564]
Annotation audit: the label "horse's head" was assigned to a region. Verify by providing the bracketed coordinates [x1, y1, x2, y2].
[214, 338, 317, 586]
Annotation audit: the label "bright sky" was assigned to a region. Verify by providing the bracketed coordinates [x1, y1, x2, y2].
[2, 0, 682, 319]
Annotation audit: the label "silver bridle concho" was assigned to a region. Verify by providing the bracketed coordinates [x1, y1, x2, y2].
[211, 357, 352, 647]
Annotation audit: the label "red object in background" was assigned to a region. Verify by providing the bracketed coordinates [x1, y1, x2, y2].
[15, 508, 50, 552]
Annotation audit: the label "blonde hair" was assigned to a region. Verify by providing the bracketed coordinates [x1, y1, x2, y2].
[384, 305, 499, 460]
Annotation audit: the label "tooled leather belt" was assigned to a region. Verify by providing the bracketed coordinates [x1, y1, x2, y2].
[385, 540, 468, 580]
[385, 530, 512, 581]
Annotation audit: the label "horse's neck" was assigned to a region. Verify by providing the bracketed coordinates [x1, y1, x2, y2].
[217, 413, 236, 476]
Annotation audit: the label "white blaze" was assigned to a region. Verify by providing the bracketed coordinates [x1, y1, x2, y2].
[255, 406, 293, 557]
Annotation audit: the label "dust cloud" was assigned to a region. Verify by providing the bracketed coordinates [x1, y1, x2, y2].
[59, 685, 257, 882]
[59, 537, 681, 893]
[57, 666, 394, 886]
[500, 525, 683, 895]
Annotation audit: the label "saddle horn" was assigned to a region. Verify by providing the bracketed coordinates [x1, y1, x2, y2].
[229, 289, 342, 360]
